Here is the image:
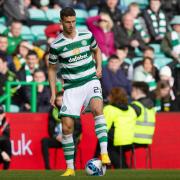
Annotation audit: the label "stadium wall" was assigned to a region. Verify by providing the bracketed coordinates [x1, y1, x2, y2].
[0, 113, 180, 169]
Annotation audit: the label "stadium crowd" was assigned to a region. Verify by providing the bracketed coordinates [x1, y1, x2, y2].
[0, 0, 180, 170]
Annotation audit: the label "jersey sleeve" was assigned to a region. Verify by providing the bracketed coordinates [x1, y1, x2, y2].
[90, 33, 98, 50]
[49, 45, 58, 64]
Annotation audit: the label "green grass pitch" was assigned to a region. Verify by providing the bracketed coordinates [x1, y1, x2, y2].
[1, 170, 180, 180]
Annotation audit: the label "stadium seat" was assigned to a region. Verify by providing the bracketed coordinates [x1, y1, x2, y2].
[74, 9, 88, 25]
[31, 25, 47, 40]
[21, 25, 34, 42]
[77, 24, 88, 31]
[28, 8, 47, 21]
[88, 9, 98, 17]
[0, 24, 6, 33]
[149, 44, 161, 54]
[120, 0, 148, 10]
[0, 16, 6, 25]
[154, 57, 173, 69]
[45, 9, 60, 23]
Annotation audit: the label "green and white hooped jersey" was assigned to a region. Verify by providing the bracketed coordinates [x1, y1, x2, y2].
[49, 29, 98, 89]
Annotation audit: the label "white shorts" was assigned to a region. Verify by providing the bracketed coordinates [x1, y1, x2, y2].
[60, 79, 102, 118]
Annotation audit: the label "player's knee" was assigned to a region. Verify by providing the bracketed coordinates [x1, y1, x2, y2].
[62, 124, 73, 134]
[91, 107, 102, 117]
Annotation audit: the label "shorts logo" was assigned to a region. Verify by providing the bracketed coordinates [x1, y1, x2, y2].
[61, 105, 67, 112]
[81, 40, 87, 46]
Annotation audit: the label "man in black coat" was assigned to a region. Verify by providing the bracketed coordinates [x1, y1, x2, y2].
[114, 13, 146, 58]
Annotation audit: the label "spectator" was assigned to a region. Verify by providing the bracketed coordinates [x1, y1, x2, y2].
[13, 41, 45, 72]
[3, 20, 22, 55]
[114, 13, 146, 58]
[0, 55, 19, 103]
[101, 55, 131, 100]
[128, 3, 150, 44]
[45, 23, 63, 39]
[116, 47, 130, 76]
[133, 57, 157, 91]
[161, 15, 180, 64]
[143, 0, 168, 43]
[98, 0, 122, 25]
[86, 13, 116, 64]
[41, 92, 82, 169]
[131, 82, 156, 145]
[154, 80, 179, 112]
[19, 69, 50, 112]
[102, 87, 137, 168]
[0, 34, 14, 70]
[0, 105, 12, 170]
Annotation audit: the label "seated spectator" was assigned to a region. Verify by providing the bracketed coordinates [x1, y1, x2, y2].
[116, 47, 130, 76]
[17, 50, 39, 82]
[114, 13, 146, 58]
[102, 87, 137, 168]
[131, 82, 156, 145]
[86, 13, 116, 64]
[133, 57, 157, 91]
[154, 80, 179, 112]
[2, 20, 22, 55]
[13, 41, 45, 72]
[128, 2, 150, 44]
[41, 92, 82, 169]
[0, 35, 14, 70]
[0, 55, 19, 105]
[19, 69, 50, 112]
[98, 0, 122, 25]
[101, 55, 131, 101]
[161, 15, 180, 65]
[143, 0, 168, 43]
[143, 46, 155, 59]
[0, 105, 12, 170]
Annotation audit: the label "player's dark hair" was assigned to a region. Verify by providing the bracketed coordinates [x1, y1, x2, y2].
[60, 7, 76, 20]
[26, 50, 38, 58]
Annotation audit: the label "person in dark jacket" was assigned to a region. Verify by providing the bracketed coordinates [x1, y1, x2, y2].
[41, 92, 82, 169]
[114, 13, 146, 58]
[101, 55, 131, 101]
[0, 105, 12, 170]
[98, 0, 122, 26]
[143, 0, 169, 43]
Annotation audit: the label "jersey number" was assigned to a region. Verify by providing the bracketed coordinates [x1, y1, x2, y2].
[93, 87, 101, 93]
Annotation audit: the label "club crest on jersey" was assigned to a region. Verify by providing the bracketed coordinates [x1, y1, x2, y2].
[73, 48, 80, 55]
[81, 40, 87, 46]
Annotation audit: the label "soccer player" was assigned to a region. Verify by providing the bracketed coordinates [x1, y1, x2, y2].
[48, 7, 111, 176]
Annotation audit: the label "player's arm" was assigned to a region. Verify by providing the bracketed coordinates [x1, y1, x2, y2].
[90, 33, 102, 78]
[92, 47, 102, 78]
[48, 64, 57, 106]
[48, 46, 58, 106]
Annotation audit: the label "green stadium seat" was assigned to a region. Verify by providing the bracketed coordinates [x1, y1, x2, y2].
[31, 25, 47, 40]
[88, 9, 98, 17]
[124, 58, 132, 65]
[121, 0, 148, 9]
[150, 44, 161, 54]
[0, 16, 6, 25]
[45, 9, 60, 23]
[21, 26, 34, 42]
[133, 57, 143, 64]
[77, 25, 88, 31]
[0, 24, 6, 33]
[154, 57, 173, 69]
[74, 9, 88, 25]
[28, 8, 47, 21]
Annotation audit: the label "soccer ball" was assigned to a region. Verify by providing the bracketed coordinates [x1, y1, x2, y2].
[85, 158, 106, 176]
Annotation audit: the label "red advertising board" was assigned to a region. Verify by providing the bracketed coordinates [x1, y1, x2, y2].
[1, 113, 180, 169]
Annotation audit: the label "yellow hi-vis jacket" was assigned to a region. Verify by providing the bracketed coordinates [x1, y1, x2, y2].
[132, 101, 156, 144]
[103, 105, 137, 146]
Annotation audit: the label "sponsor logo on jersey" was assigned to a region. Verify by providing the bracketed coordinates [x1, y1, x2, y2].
[69, 53, 88, 63]
[73, 48, 80, 55]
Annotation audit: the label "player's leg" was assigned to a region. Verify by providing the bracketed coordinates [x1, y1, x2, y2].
[85, 80, 110, 165]
[90, 98, 111, 165]
[61, 116, 75, 176]
[60, 87, 85, 176]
